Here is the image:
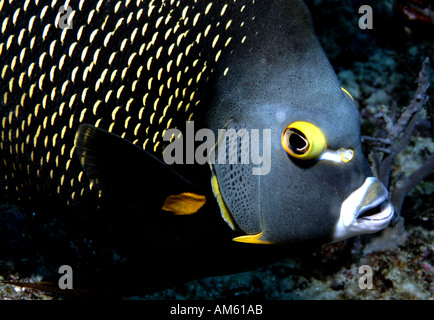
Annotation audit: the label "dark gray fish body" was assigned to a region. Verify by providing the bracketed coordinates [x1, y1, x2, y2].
[1, 0, 393, 254]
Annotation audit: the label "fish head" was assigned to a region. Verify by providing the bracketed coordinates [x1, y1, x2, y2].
[211, 86, 393, 245]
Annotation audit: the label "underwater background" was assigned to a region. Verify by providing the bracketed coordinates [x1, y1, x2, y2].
[0, 0, 433, 299]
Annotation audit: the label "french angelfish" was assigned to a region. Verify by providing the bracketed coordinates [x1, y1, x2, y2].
[0, 0, 393, 256]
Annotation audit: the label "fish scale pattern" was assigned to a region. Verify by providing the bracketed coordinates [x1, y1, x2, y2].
[0, 0, 253, 209]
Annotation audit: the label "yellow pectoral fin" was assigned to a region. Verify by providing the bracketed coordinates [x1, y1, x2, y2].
[211, 172, 238, 231]
[162, 192, 206, 215]
[232, 232, 273, 245]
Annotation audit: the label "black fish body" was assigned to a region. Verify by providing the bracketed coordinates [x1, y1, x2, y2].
[1, 0, 248, 211]
[0, 0, 394, 295]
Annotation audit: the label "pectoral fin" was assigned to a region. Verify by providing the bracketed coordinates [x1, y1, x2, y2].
[162, 192, 206, 215]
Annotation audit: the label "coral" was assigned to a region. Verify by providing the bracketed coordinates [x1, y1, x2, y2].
[363, 58, 433, 223]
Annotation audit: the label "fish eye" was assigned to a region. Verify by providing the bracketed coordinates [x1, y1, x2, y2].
[281, 121, 327, 160]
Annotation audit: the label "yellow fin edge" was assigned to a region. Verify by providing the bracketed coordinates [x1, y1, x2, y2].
[232, 232, 273, 245]
[211, 172, 238, 230]
[341, 87, 354, 101]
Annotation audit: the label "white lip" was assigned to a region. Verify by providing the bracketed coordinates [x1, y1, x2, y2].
[333, 177, 394, 242]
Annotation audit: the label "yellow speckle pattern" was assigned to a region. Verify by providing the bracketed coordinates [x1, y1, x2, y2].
[0, 0, 253, 208]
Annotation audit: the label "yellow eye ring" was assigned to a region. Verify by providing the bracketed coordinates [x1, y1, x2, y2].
[281, 121, 327, 160]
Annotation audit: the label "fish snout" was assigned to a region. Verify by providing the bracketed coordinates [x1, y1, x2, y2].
[333, 177, 394, 242]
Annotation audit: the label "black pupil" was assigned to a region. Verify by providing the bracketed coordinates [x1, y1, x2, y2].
[288, 129, 308, 154]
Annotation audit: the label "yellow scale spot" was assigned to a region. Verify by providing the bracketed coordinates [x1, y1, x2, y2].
[157, 67, 163, 80]
[117, 85, 124, 99]
[143, 138, 149, 150]
[69, 146, 75, 159]
[185, 43, 194, 56]
[168, 43, 175, 56]
[81, 88, 88, 103]
[8, 78, 14, 93]
[79, 108, 87, 123]
[142, 92, 149, 106]
[204, 24, 211, 37]
[130, 26, 138, 42]
[18, 72, 25, 88]
[124, 116, 131, 129]
[176, 52, 183, 66]
[92, 100, 101, 116]
[177, 101, 183, 111]
[154, 97, 160, 110]
[61, 80, 69, 95]
[134, 123, 141, 136]
[105, 90, 113, 103]
[212, 34, 220, 48]
[43, 135, 49, 148]
[138, 106, 145, 120]
[112, 106, 121, 120]
[69, 93, 77, 109]
[165, 28, 172, 40]
[60, 125, 67, 140]
[148, 77, 153, 90]
[71, 66, 79, 83]
[69, 114, 74, 129]
[50, 65, 57, 82]
[166, 118, 173, 129]
[51, 112, 57, 126]
[126, 98, 134, 112]
[78, 171, 83, 183]
[132, 79, 138, 92]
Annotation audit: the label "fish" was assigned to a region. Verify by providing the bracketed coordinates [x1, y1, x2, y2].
[0, 0, 394, 294]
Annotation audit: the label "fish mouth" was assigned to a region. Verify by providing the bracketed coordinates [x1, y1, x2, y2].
[356, 199, 392, 221]
[333, 177, 394, 242]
